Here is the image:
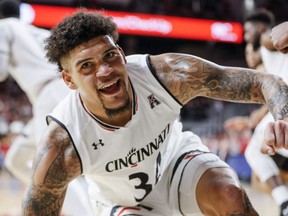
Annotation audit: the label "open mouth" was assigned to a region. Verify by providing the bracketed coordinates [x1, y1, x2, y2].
[99, 80, 121, 95]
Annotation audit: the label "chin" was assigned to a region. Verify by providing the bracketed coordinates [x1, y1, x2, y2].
[105, 100, 131, 117]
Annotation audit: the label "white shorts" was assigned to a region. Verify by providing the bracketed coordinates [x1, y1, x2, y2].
[97, 133, 230, 216]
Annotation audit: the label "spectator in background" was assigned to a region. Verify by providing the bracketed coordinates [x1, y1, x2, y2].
[245, 43, 265, 72]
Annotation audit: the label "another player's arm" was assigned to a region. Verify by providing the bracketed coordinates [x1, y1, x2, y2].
[22, 121, 81, 216]
[150, 53, 288, 121]
[0, 45, 10, 82]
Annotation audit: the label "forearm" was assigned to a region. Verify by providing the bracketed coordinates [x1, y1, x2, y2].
[22, 122, 82, 216]
[260, 74, 288, 121]
[215, 67, 288, 120]
[22, 183, 66, 216]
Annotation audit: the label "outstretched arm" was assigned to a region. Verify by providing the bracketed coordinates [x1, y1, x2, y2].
[150, 53, 288, 121]
[22, 121, 82, 216]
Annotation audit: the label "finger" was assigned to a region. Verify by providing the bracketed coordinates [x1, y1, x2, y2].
[280, 47, 288, 54]
[274, 121, 285, 149]
[274, 120, 288, 149]
[281, 120, 288, 149]
[260, 142, 276, 155]
[261, 122, 276, 155]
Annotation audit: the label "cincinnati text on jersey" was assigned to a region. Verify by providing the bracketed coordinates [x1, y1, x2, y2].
[105, 124, 170, 172]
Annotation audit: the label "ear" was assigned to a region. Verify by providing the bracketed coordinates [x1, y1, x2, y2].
[117, 45, 127, 64]
[61, 70, 78, 90]
[258, 23, 268, 34]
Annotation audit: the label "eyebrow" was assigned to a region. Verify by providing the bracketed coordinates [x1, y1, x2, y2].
[74, 44, 118, 67]
[103, 47, 119, 55]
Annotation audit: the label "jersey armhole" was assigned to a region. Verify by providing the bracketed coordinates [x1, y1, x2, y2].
[46, 115, 83, 174]
[146, 55, 183, 106]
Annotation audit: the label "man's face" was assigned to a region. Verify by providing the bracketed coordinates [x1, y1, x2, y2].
[62, 35, 131, 118]
[244, 21, 261, 45]
[245, 43, 262, 69]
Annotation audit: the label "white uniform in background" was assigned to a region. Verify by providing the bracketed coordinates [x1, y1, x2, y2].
[245, 46, 288, 204]
[0, 17, 67, 141]
[49, 54, 230, 215]
[0, 17, 93, 216]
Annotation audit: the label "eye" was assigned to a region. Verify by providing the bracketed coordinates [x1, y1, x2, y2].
[104, 51, 118, 61]
[81, 61, 93, 69]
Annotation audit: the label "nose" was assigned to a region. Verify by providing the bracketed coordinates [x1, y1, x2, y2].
[96, 63, 113, 78]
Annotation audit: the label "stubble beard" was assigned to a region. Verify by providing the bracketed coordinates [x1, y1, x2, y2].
[104, 98, 131, 118]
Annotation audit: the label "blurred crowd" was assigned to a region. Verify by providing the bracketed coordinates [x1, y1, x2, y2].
[21, 0, 288, 23]
[0, 78, 32, 169]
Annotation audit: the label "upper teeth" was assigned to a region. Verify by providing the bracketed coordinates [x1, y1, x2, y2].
[101, 81, 117, 89]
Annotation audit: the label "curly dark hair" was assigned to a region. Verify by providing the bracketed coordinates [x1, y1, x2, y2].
[0, 0, 20, 18]
[45, 9, 119, 72]
[244, 8, 275, 27]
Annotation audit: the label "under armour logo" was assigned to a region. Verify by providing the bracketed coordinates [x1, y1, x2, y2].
[147, 94, 161, 109]
[92, 139, 104, 150]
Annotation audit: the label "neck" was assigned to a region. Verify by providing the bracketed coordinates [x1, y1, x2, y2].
[81, 92, 133, 128]
[96, 106, 132, 127]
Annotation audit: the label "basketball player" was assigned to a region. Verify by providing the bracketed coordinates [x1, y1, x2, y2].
[264, 21, 288, 156]
[243, 10, 288, 216]
[22, 10, 288, 216]
[0, 0, 93, 215]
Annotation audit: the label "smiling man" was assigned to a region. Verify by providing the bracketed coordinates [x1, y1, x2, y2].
[22, 10, 288, 216]
[62, 35, 132, 123]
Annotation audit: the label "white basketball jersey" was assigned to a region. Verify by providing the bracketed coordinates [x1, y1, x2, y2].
[48, 54, 190, 207]
[0, 18, 59, 104]
[260, 46, 288, 83]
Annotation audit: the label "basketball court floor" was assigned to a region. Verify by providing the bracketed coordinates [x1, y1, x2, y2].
[0, 168, 279, 215]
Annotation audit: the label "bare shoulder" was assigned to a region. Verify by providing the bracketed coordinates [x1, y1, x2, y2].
[33, 120, 81, 184]
[22, 120, 81, 215]
[149, 53, 221, 104]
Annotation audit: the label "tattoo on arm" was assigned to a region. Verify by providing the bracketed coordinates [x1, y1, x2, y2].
[152, 54, 260, 103]
[22, 124, 81, 215]
[152, 53, 288, 121]
[22, 184, 66, 216]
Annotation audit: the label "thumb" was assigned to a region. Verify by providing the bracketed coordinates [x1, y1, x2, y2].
[260, 141, 276, 155]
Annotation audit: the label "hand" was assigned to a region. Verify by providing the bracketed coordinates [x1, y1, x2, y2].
[261, 120, 288, 155]
[270, 21, 288, 54]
